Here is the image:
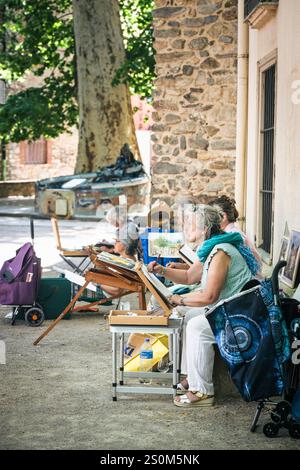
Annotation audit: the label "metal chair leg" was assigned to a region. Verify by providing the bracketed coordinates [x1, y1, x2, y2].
[250, 401, 265, 432]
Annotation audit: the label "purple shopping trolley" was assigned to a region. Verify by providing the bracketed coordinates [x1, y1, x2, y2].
[0, 242, 44, 326]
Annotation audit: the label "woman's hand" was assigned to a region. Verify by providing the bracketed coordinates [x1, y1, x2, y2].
[170, 294, 183, 306]
[167, 261, 189, 270]
[166, 262, 179, 269]
[147, 261, 163, 274]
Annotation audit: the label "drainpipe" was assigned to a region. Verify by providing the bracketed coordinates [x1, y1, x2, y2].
[235, 0, 249, 231]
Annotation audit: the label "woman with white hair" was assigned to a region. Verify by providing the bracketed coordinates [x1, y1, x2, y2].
[96, 205, 140, 255]
[148, 205, 260, 408]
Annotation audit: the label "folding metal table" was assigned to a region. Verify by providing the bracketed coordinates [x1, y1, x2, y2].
[110, 318, 183, 400]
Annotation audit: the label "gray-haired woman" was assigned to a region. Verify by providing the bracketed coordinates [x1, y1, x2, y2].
[148, 205, 259, 408]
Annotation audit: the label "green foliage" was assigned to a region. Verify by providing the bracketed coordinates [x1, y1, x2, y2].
[116, 0, 155, 99]
[0, 0, 77, 143]
[0, 0, 155, 143]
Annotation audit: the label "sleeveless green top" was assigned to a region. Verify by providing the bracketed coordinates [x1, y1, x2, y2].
[200, 243, 252, 304]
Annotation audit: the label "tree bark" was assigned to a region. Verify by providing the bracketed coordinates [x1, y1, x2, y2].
[72, 0, 140, 173]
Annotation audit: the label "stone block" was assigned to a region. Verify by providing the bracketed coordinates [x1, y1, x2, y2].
[180, 136, 186, 150]
[154, 29, 181, 38]
[206, 181, 224, 192]
[154, 162, 184, 175]
[165, 114, 182, 124]
[219, 35, 234, 43]
[222, 6, 237, 21]
[197, 1, 222, 15]
[200, 169, 217, 177]
[188, 135, 209, 151]
[189, 37, 209, 50]
[171, 39, 186, 49]
[182, 65, 194, 76]
[187, 166, 198, 177]
[182, 17, 205, 27]
[151, 123, 166, 132]
[185, 150, 198, 159]
[203, 15, 218, 25]
[153, 7, 186, 18]
[201, 57, 221, 69]
[211, 140, 236, 150]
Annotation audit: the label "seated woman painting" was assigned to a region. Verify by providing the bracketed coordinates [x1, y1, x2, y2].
[148, 205, 260, 408]
[96, 205, 141, 257]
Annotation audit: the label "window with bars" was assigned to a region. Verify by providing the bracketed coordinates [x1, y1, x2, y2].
[259, 63, 276, 255]
[20, 138, 50, 165]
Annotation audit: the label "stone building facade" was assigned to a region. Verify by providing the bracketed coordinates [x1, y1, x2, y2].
[6, 131, 77, 181]
[151, 0, 238, 205]
[4, 72, 78, 182]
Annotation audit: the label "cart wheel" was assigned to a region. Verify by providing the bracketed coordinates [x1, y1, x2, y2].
[263, 422, 279, 438]
[25, 307, 45, 327]
[289, 422, 300, 439]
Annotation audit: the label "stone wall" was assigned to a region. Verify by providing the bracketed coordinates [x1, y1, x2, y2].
[0, 181, 35, 197]
[151, 0, 238, 205]
[6, 130, 77, 181]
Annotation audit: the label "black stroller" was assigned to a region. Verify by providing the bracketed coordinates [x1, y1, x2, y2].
[206, 261, 300, 439]
[0, 219, 45, 326]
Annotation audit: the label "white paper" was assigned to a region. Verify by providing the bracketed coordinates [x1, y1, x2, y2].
[63, 270, 97, 292]
[179, 244, 198, 264]
[140, 264, 171, 299]
[62, 178, 86, 189]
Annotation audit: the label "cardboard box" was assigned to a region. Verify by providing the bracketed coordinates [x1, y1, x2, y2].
[109, 309, 169, 326]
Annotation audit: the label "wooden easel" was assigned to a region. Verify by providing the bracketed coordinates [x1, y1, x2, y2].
[33, 262, 146, 345]
[109, 261, 172, 326]
[51, 217, 90, 274]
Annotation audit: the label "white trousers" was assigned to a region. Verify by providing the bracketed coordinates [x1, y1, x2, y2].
[180, 307, 216, 395]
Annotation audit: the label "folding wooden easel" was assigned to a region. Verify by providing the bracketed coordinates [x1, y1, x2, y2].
[51, 217, 90, 274]
[33, 260, 147, 345]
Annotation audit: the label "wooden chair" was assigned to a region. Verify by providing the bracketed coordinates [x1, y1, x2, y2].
[51, 217, 90, 274]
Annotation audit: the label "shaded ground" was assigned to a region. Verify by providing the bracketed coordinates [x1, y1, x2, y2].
[1, 302, 299, 451]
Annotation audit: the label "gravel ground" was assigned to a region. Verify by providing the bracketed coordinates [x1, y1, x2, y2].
[1, 301, 300, 451]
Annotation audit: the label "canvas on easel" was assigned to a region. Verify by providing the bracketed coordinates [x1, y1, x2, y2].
[109, 261, 173, 326]
[89, 251, 141, 284]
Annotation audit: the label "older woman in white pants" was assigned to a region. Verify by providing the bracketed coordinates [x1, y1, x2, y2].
[148, 205, 256, 408]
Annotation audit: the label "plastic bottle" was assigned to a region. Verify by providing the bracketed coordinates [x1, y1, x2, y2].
[139, 338, 153, 372]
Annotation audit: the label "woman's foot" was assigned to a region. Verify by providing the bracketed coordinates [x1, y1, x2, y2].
[176, 378, 189, 395]
[174, 391, 214, 408]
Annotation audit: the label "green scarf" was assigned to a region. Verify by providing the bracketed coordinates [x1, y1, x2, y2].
[197, 231, 260, 276]
[197, 232, 243, 263]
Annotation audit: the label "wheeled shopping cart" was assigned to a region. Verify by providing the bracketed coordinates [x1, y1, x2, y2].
[0, 219, 45, 327]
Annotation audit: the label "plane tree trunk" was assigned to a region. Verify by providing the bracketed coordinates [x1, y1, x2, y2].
[72, 0, 140, 172]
